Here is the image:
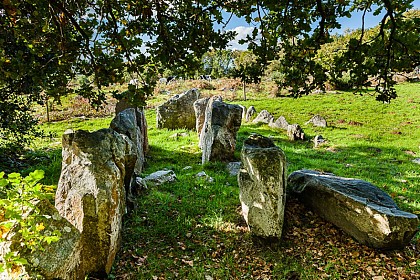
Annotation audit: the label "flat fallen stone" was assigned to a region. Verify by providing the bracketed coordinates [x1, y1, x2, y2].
[288, 169, 419, 249]
[144, 170, 177, 186]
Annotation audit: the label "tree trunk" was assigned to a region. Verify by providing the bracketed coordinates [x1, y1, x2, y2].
[243, 81, 247, 101]
[46, 98, 50, 123]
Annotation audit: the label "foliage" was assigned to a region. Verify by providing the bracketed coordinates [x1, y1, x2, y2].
[201, 49, 235, 78]
[232, 50, 264, 100]
[0, 170, 60, 273]
[234, 1, 419, 101]
[0, 0, 235, 149]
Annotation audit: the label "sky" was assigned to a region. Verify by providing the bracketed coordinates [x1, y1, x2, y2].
[223, 0, 420, 50]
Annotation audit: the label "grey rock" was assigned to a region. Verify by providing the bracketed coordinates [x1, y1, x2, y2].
[227, 161, 241, 176]
[195, 171, 214, 183]
[193, 96, 222, 137]
[200, 98, 242, 164]
[305, 114, 328, 127]
[252, 110, 274, 124]
[288, 169, 419, 249]
[237, 105, 247, 122]
[287, 124, 305, 140]
[412, 158, 420, 165]
[56, 128, 136, 275]
[144, 170, 177, 186]
[0, 200, 83, 280]
[245, 106, 257, 122]
[269, 116, 289, 130]
[313, 135, 326, 148]
[156, 88, 200, 130]
[238, 134, 287, 239]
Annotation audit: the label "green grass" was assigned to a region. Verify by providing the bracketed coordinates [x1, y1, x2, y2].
[8, 81, 420, 279]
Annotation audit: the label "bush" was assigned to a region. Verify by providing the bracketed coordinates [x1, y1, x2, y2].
[0, 170, 59, 273]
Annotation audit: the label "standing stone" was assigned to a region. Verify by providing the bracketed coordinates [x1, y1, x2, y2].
[305, 114, 328, 127]
[245, 106, 257, 122]
[156, 88, 200, 130]
[193, 96, 222, 136]
[269, 116, 289, 130]
[252, 110, 274, 124]
[313, 135, 326, 148]
[237, 105, 247, 122]
[56, 128, 137, 276]
[288, 170, 420, 249]
[200, 97, 242, 164]
[287, 124, 305, 140]
[238, 134, 287, 239]
[115, 99, 149, 155]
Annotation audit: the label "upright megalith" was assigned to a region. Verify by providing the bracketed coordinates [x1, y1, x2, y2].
[193, 96, 222, 137]
[55, 128, 137, 276]
[156, 88, 200, 130]
[245, 106, 257, 122]
[200, 97, 242, 164]
[288, 170, 420, 249]
[238, 134, 287, 239]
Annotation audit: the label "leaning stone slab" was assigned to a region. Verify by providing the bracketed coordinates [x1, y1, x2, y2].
[193, 96, 222, 141]
[238, 134, 287, 239]
[245, 106, 257, 122]
[143, 170, 177, 186]
[288, 169, 419, 249]
[0, 200, 83, 280]
[156, 88, 200, 130]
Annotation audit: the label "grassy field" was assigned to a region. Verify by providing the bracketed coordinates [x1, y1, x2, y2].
[8, 81, 420, 279]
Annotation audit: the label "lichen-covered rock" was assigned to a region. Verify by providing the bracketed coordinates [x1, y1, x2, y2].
[245, 106, 256, 122]
[269, 116, 289, 130]
[193, 96, 222, 139]
[288, 169, 419, 249]
[143, 170, 177, 186]
[287, 124, 305, 140]
[156, 88, 200, 130]
[0, 200, 82, 280]
[200, 98, 242, 164]
[252, 110, 274, 124]
[56, 128, 137, 276]
[305, 114, 328, 127]
[238, 134, 287, 239]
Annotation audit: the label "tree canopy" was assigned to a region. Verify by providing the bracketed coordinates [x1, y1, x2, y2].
[1, 0, 419, 149]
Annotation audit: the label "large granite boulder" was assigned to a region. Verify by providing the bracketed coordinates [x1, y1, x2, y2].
[288, 169, 419, 249]
[238, 134, 287, 239]
[156, 88, 200, 130]
[200, 97, 242, 164]
[55, 128, 137, 276]
[0, 200, 82, 280]
[252, 110, 274, 124]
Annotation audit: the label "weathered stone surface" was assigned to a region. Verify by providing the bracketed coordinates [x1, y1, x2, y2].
[0, 200, 82, 280]
[245, 106, 257, 122]
[111, 108, 147, 176]
[287, 124, 305, 140]
[115, 100, 149, 155]
[193, 96, 222, 137]
[238, 134, 287, 239]
[288, 169, 419, 249]
[313, 135, 326, 148]
[143, 170, 177, 186]
[200, 98, 243, 164]
[56, 128, 136, 275]
[237, 105, 247, 122]
[305, 114, 327, 127]
[156, 88, 200, 130]
[252, 110, 274, 124]
[269, 116, 289, 130]
[226, 161, 241, 176]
